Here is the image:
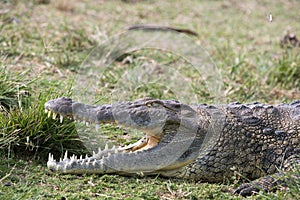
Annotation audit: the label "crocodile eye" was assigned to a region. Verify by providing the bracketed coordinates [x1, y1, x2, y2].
[145, 100, 163, 108]
[146, 102, 152, 107]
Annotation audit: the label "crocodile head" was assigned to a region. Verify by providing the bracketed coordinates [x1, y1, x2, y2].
[45, 97, 208, 175]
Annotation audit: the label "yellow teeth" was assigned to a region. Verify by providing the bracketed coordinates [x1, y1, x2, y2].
[47, 110, 51, 118]
[52, 112, 57, 120]
[45, 109, 65, 124]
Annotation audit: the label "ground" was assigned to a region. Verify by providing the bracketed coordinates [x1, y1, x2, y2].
[0, 0, 300, 199]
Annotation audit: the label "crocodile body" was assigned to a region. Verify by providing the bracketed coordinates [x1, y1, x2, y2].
[45, 97, 300, 196]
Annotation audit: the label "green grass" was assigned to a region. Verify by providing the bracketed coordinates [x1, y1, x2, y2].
[0, 66, 32, 112]
[0, 0, 300, 199]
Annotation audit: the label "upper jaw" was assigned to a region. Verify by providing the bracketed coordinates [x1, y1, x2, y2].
[44, 97, 175, 136]
[44, 97, 73, 112]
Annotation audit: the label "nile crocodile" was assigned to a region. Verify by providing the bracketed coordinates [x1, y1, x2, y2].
[45, 97, 300, 196]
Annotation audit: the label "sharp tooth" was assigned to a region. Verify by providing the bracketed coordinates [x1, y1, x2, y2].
[93, 151, 96, 156]
[59, 158, 62, 162]
[60, 115, 64, 123]
[48, 111, 52, 118]
[80, 155, 83, 160]
[95, 124, 99, 131]
[52, 112, 57, 119]
[98, 147, 102, 154]
[71, 154, 75, 161]
[85, 154, 88, 159]
[49, 154, 52, 161]
[48, 153, 52, 161]
[104, 144, 108, 151]
[64, 151, 68, 160]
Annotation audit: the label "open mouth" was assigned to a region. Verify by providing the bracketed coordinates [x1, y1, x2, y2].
[44, 97, 199, 174]
[45, 107, 161, 151]
[44, 107, 162, 173]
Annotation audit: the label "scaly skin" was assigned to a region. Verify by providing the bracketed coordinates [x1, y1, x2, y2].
[45, 97, 300, 196]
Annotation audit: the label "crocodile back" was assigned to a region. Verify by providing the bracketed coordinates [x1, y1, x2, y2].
[185, 100, 300, 182]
